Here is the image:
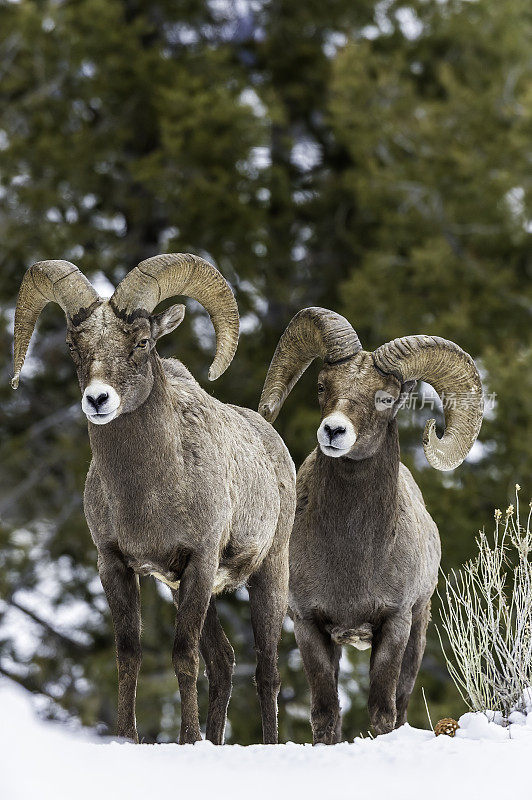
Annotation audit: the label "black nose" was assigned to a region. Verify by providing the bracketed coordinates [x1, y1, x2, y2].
[324, 423, 346, 442]
[87, 391, 109, 411]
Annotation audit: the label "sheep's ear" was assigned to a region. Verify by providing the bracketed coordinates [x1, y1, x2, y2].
[392, 379, 416, 417]
[151, 304, 185, 340]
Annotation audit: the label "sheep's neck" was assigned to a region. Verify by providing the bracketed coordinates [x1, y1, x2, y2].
[315, 421, 400, 539]
[87, 360, 179, 496]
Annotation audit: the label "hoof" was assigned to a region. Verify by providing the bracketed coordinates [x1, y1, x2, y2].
[116, 728, 139, 743]
[371, 711, 396, 736]
[179, 728, 202, 744]
[312, 718, 338, 745]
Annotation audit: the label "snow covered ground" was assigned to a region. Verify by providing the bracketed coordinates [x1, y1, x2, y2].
[2, 679, 532, 800]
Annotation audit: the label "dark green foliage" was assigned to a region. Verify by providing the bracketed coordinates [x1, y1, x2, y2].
[0, 0, 530, 743]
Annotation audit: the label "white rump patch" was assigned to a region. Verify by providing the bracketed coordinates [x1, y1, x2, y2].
[328, 624, 373, 650]
[350, 638, 372, 651]
[150, 571, 180, 591]
[148, 567, 232, 594]
[212, 567, 232, 594]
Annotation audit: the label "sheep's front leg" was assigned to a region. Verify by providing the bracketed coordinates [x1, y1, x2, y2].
[368, 612, 412, 735]
[98, 549, 141, 742]
[293, 617, 342, 745]
[172, 557, 216, 744]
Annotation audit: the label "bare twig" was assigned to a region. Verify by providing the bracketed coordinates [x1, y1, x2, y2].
[438, 487, 532, 717]
[422, 686, 434, 731]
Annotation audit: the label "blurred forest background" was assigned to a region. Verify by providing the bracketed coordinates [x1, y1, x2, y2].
[0, 0, 531, 744]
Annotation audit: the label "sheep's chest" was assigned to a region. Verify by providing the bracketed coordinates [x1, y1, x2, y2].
[107, 479, 219, 572]
[289, 513, 407, 625]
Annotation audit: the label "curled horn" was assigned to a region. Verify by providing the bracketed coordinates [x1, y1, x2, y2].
[259, 307, 362, 423]
[12, 261, 101, 389]
[110, 253, 239, 380]
[373, 335, 483, 470]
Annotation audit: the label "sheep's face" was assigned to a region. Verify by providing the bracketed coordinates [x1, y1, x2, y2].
[66, 302, 184, 426]
[316, 352, 406, 460]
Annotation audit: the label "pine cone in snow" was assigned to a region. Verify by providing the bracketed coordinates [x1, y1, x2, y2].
[434, 717, 459, 737]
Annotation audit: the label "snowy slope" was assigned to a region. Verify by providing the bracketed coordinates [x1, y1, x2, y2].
[1, 679, 530, 800]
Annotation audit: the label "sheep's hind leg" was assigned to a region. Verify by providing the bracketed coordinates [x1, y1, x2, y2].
[368, 612, 411, 735]
[199, 598, 235, 744]
[98, 549, 141, 742]
[395, 601, 431, 728]
[172, 557, 217, 744]
[248, 546, 289, 744]
[294, 617, 342, 745]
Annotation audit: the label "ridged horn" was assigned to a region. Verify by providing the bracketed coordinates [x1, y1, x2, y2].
[259, 307, 362, 423]
[110, 253, 239, 380]
[373, 335, 483, 470]
[12, 260, 101, 389]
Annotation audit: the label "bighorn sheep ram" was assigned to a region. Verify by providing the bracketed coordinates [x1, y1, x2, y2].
[12, 255, 295, 745]
[259, 307, 483, 742]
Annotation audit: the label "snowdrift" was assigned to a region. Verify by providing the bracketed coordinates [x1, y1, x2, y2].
[2, 679, 530, 800]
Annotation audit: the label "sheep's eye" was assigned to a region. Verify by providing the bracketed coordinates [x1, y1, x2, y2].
[67, 342, 76, 352]
[317, 383, 325, 393]
[136, 338, 149, 349]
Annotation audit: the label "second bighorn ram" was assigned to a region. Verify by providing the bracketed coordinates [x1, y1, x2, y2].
[259, 308, 483, 742]
[12, 255, 295, 744]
